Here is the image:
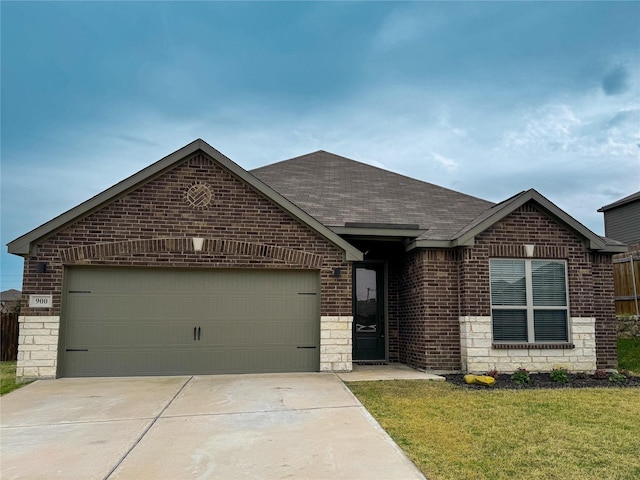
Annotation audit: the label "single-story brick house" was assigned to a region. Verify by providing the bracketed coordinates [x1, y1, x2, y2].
[8, 139, 625, 380]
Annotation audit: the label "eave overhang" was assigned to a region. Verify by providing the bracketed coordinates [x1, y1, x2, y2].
[331, 226, 427, 240]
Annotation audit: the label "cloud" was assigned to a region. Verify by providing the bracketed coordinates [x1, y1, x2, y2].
[502, 105, 582, 153]
[431, 153, 459, 172]
[602, 65, 630, 96]
[607, 109, 640, 129]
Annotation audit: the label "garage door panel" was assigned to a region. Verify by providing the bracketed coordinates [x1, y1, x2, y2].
[62, 268, 319, 377]
[210, 320, 315, 346]
[187, 347, 318, 374]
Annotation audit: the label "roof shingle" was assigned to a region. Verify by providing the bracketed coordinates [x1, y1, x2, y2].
[252, 151, 494, 240]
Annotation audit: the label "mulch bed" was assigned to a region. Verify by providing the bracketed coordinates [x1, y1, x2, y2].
[445, 373, 640, 390]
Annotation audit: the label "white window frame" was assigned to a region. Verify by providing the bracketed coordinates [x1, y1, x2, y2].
[489, 258, 570, 344]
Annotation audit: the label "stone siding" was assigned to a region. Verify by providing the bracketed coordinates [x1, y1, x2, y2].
[16, 316, 60, 379]
[320, 316, 353, 372]
[460, 316, 597, 373]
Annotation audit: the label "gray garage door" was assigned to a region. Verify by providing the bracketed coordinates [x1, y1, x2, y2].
[61, 268, 320, 377]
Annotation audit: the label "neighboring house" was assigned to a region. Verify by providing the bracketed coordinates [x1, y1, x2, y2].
[0, 289, 21, 313]
[7, 139, 625, 380]
[599, 192, 640, 325]
[598, 191, 640, 246]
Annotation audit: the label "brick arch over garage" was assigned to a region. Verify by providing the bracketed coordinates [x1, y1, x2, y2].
[59, 237, 325, 268]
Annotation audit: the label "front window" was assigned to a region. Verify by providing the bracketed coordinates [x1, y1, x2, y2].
[490, 259, 569, 343]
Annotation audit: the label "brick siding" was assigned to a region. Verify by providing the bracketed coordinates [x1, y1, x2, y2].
[387, 259, 401, 362]
[591, 254, 617, 369]
[21, 152, 351, 317]
[399, 248, 460, 371]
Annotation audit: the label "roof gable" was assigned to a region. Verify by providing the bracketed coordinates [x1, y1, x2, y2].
[7, 140, 362, 261]
[421, 188, 624, 252]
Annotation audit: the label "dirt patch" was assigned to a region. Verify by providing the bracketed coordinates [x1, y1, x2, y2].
[445, 373, 640, 390]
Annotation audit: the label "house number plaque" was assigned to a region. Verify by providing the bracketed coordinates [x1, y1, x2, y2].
[29, 295, 53, 308]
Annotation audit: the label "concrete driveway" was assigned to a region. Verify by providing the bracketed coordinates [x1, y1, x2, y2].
[1, 373, 425, 479]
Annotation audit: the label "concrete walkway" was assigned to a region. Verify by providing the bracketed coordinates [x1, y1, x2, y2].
[1, 373, 426, 479]
[338, 363, 446, 382]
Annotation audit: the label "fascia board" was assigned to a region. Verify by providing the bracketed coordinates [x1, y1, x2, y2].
[405, 239, 455, 251]
[331, 226, 427, 238]
[454, 189, 608, 251]
[454, 194, 529, 246]
[600, 245, 628, 253]
[198, 143, 363, 262]
[8, 140, 206, 255]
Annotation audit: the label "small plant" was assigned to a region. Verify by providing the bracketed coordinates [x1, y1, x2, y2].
[575, 372, 588, 380]
[609, 372, 628, 385]
[486, 369, 500, 379]
[550, 367, 569, 384]
[593, 369, 608, 380]
[511, 368, 531, 385]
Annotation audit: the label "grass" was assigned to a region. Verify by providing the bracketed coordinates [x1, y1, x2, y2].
[348, 381, 640, 480]
[0, 361, 29, 396]
[618, 337, 640, 374]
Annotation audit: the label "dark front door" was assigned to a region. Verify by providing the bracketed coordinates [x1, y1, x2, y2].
[353, 263, 385, 361]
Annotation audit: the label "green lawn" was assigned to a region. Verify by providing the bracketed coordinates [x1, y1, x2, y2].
[618, 337, 640, 374]
[0, 361, 25, 396]
[348, 380, 640, 480]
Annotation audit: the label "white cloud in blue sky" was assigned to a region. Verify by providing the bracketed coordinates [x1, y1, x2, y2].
[2, 1, 639, 290]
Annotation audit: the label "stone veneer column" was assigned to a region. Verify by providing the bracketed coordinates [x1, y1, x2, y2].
[320, 316, 353, 372]
[16, 316, 60, 380]
[459, 316, 597, 373]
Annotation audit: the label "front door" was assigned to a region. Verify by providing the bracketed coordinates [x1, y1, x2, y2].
[353, 263, 385, 361]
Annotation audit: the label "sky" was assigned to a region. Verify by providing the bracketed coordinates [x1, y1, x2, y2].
[1, 1, 639, 291]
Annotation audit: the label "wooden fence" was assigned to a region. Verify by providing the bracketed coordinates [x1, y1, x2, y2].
[1, 312, 19, 361]
[614, 254, 640, 319]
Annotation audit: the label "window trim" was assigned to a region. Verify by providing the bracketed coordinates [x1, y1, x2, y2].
[489, 258, 570, 344]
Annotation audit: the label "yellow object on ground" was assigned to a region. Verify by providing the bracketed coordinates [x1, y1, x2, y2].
[464, 374, 496, 386]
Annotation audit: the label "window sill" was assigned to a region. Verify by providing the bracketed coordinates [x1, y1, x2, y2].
[492, 343, 574, 350]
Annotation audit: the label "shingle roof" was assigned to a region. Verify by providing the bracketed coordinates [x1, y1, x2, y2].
[597, 191, 640, 212]
[251, 151, 494, 241]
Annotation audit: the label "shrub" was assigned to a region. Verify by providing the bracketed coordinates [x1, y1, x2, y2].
[511, 368, 531, 385]
[609, 372, 628, 385]
[486, 369, 500, 379]
[593, 369, 608, 380]
[550, 367, 569, 384]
